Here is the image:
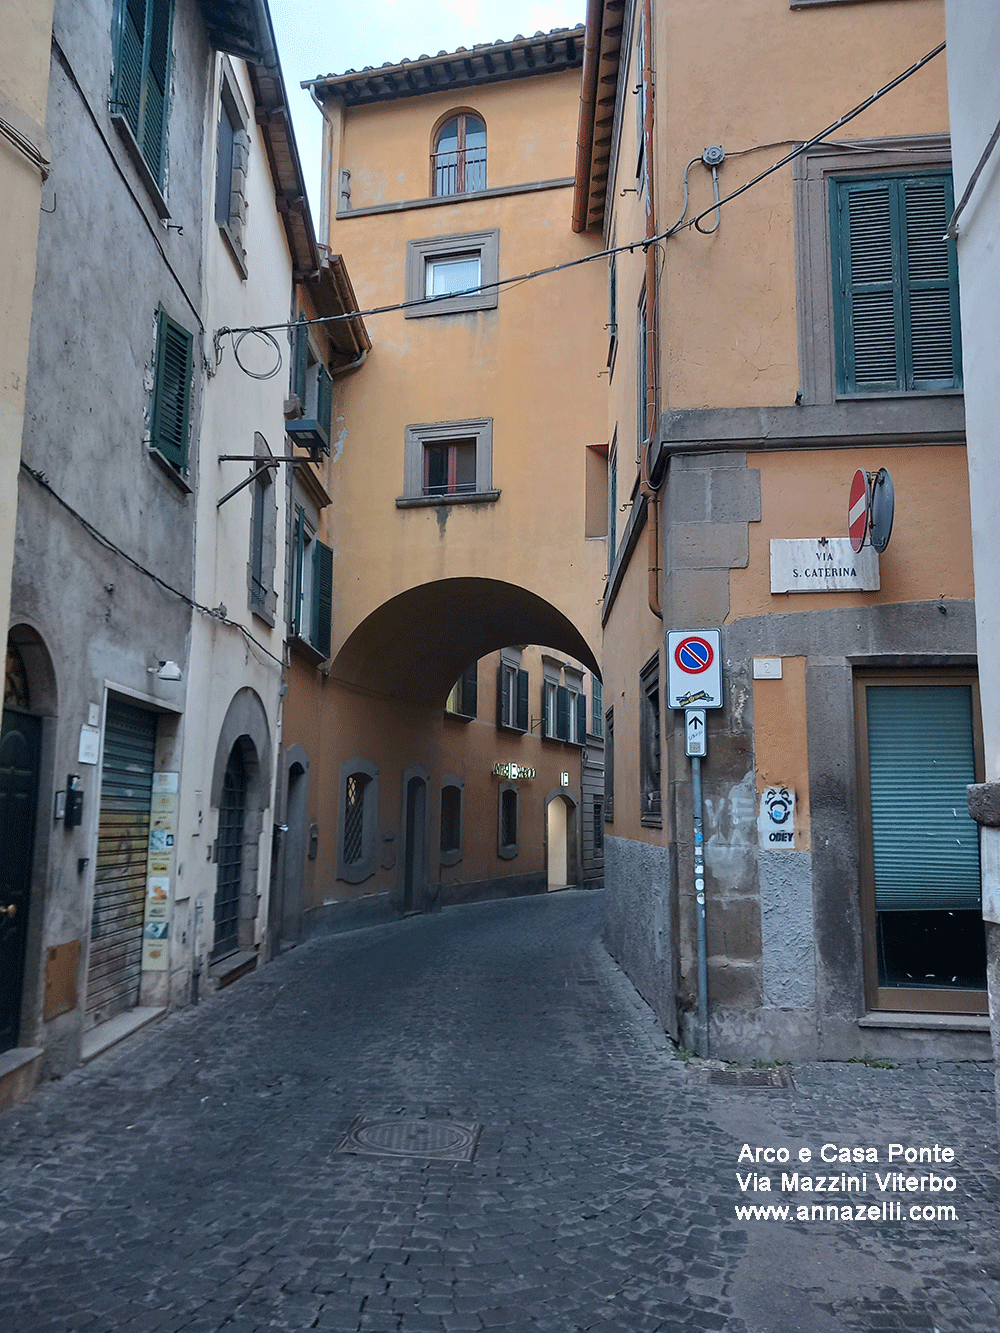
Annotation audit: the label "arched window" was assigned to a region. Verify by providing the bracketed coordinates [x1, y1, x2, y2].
[432, 112, 487, 196]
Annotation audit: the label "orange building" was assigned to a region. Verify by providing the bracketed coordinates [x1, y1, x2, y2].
[275, 30, 608, 938]
[577, 0, 985, 1061]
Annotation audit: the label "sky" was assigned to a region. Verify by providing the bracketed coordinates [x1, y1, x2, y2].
[267, 1, 586, 223]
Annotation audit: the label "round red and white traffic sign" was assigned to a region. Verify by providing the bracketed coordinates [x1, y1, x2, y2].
[849, 469, 869, 552]
[674, 635, 715, 674]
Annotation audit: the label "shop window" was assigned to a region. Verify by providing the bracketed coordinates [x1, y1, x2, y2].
[855, 672, 986, 1013]
[498, 782, 519, 859]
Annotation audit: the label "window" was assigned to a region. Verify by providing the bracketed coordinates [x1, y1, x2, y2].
[111, 0, 173, 203]
[440, 778, 464, 866]
[247, 434, 276, 623]
[432, 111, 487, 196]
[399, 418, 496, 507]
[424, 438, 476, 498]
[542, 662, 559, 740]
[565, 671, 587, 746]
[593, 801, 604, 854]
[405, 230, 499, 318]
[291, 506, 333, 658]
[215, 60, 250, 276]
[793, 137, 958, 405]
[604, 707, 614, 821]
[287, 318, 333, 455]
[830, 173, 961, 395]
[592, 678, 603, 738]
[337, 758, 379, 883]
[498, 782, 519, 859]
[150, 306, 193, 473]
[855, 672, 986, 1014]
[446, 662, 478, 719]
[635, 11, 646, 183]
[640, 654, 661, 827]
[498, 652, 529, 732]
[585, 444, 609, 539]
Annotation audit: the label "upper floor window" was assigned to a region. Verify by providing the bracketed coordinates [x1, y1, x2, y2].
[433, 112, 487, 196]
[111, 0, 174, 198]
[150, 305, 192, 473]
[215, 60, 250, 276]
[831, 172, 961, 395]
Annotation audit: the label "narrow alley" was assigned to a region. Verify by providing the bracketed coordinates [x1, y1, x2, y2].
[2, 893, 998, 1333]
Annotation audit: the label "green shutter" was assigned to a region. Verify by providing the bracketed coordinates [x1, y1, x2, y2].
[557, 685, 570, 741]
[311, 539, 333, 658]
[461, 662, 478, 718]
[832, 173, 960, 394]
[866, 685, 981, 912]
[592, 679, 603, 738]
[317, 365, 333, 452]
[516, 668, 529, 732]
[576, 691, 587, 744]
[142, 0, 172, 186]
[608, 451, 617, 574]
[150, 307, 192, 470]
[113, 0, 147, 137]
[496, 662, 506, 727]
[293, 318, 308, 402]
[291, 507, 304, 636]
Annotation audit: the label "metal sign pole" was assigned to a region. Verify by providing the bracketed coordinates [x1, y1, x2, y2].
[692, 753, 709, 1057]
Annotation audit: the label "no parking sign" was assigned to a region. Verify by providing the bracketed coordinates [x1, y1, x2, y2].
[667, 630, 723, 709]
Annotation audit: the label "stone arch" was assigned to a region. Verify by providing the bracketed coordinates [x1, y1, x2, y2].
[333, 578, 600, 707]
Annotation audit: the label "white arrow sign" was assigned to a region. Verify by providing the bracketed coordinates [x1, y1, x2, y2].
[685, 708, 707, 757]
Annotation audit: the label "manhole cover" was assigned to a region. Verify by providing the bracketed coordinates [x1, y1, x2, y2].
[708, 1067, 795, 1089]
[338, 1117, 482, 1162]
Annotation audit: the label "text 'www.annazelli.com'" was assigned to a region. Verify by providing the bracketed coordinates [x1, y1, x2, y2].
[733, 1142, 961, 1223]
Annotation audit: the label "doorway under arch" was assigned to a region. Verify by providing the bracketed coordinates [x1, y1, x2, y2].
[546, 790, 579, 891]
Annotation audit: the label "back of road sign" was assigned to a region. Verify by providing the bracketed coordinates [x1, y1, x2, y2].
[667, 629, 723, 709]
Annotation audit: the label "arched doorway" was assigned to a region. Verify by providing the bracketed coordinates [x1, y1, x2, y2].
[546, 790, 579, 892]
[1, 640, 41, 1052]
[400, 765, 429, 914]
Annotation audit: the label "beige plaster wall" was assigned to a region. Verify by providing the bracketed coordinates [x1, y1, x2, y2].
[0, 0, 54, 639]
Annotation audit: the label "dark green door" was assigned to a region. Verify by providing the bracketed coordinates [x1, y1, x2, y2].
[0, 710, 41, 1054]
[213, 745, 246, 957]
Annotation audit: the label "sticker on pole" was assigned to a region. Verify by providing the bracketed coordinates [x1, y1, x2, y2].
[667, 630, 723, 709]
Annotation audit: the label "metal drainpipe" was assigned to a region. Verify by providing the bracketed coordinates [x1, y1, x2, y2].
[639, 0, 662, 621]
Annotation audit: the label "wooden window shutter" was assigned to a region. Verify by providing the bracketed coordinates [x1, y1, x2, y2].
[293, 317, 308, 403]
[317, 365, 333, 451]
[142, 0, 173, 186]
[496, 662, 507, 727]
[461, 662, 478, 718]
[151, 307, 192, 469]
[114, 0, 147, 138]
[291, 507, 304, 636]
[902, 176, 961, 388]
[516, 669, 529, 732]
[833, 173, 960, 394]
[556, 685, 570, 741]
[311, 539, 333, 658]
[576, 691, 587, 745]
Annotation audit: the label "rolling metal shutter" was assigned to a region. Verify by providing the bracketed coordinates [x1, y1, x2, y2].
[866, 685, 981, 912]
[86, 699, 158, 1024]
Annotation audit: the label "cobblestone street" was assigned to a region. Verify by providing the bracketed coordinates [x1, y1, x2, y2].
[3, 891, 1000, 1333]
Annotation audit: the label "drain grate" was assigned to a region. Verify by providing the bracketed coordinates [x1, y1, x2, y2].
[338, 1116, 483, 1162]
[708, 1066, 795, 1089]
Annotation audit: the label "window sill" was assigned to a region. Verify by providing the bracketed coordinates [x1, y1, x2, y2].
[111, 112, 170, 220]
[440, 848, 463, 868]
[498, 844, 519, 861]
[857, 1012, 990, 1032]
[835, 388, 964, 402]
[641, 816, 663, 829]
[444, 709, 474, 722]
[497, 722, 527, 735]
[396, 490, 500, 509]
[147, 445, 191, 492]
[251, 603, 275, 630]
[288, 632, 327, 666]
